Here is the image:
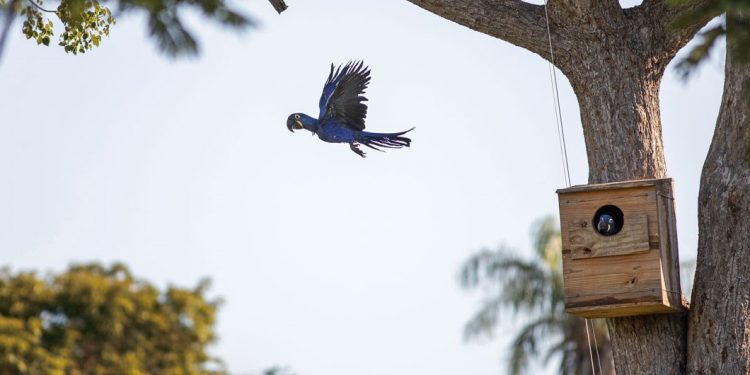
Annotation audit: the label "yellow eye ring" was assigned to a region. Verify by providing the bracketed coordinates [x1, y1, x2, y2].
[294, 114, 301, 120]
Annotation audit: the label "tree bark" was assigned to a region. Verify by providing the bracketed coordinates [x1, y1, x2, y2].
[545, 3, 687, 372]
[404, 0, 550, 58]
[403, 0, 721, 373]
[687, 33, 750, 374]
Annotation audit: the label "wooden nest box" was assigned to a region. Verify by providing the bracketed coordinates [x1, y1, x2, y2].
[556, 178, 683, 318]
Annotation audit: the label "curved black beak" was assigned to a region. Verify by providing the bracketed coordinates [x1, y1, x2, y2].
[287, 117, 305, 133]
[287, 118, 296, 133]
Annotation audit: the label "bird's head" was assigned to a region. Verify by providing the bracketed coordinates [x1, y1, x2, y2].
[286, 113, 317, 133]
[596, 214, 616, 235]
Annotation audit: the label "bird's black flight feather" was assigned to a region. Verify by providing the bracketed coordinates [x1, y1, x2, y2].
[319, 61, 371, 130]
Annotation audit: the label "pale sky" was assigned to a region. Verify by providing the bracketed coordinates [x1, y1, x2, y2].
[0, 1, 723, 374]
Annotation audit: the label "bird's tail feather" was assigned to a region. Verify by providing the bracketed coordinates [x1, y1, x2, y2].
[358, 128, 414, 151]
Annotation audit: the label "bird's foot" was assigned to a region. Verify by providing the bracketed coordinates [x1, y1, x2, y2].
[350, 143, 366, 158]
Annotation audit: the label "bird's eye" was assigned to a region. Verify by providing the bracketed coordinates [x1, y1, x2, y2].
[294, 114, 301, 120]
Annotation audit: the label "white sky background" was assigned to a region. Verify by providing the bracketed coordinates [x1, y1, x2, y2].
[0, 0, 723, 374]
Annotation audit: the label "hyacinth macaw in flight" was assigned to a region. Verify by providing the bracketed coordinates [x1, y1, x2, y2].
[286, 61, 414, 158]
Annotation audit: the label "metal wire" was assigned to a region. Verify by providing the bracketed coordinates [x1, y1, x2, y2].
[583, 318, 598, 375]
[589, 319, 604, 375]
[543, 2, 602, 374]
[543, 1, 572, 188]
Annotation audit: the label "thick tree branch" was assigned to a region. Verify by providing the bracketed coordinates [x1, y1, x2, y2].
[406, 0, 551, 60]
[638, 0, 720, 59]
[268, 0, 287, 14]
[552, 0, 621, 18]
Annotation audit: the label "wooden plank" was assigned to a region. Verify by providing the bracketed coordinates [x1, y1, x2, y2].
[569, 214, 650, 259]
[567, 300, 683, 318]
[556, 177, 672, 194]
[559, 186, 660, 256]
[558, 188, 655, 206]
[656, 179, 683, 308]
[562, 249, 664, 308]
[565, 289, 665, 309]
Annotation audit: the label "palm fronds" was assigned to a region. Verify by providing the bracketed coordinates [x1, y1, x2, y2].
[459, 216, 614, 374]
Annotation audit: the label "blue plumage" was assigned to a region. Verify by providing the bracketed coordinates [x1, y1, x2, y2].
[287, 61, 414, 157]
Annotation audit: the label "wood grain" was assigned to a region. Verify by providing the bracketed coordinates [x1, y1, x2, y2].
[557, 178, 672, 194]
[656, 180, 682, 308]
[558, 180, 684, 318]
[569, 214, 650, 259]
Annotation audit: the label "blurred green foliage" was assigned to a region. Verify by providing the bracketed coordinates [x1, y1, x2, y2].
[459, 217, 613, 375]
[0, 262, 225, 375]
[263, 366, 297, 375]
[4, 0, 251, 57]
[670, 0, 750, 77]
[669, 0, 750, 161]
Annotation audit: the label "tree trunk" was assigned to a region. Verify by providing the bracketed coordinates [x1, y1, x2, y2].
[403, 0, 720, 373]
[551, 5, 688, 372]
[687, 33, 750, 374]
[562, 36, 668, 184]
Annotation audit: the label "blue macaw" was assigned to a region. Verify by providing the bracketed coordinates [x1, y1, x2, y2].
[287, 61, 414, 157]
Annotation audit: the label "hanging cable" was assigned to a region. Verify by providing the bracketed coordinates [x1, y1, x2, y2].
[583, 318, 597, 375]
[543, 1, 572, 188]
[589, 319, 604, 375]
[543, 2, 603, 374]
[546, 63, 570, 187]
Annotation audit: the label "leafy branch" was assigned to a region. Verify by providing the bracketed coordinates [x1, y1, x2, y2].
[0, 0, 288, 61]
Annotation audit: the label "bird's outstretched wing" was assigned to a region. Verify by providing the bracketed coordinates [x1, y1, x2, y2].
[318, 61, 370, 130]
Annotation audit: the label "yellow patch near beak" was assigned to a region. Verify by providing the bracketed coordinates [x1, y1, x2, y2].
[294, 120, 304, 129]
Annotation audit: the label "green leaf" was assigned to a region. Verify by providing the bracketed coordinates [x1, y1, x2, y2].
[0, 263, 225, 374]
[20, 0, 253, 58]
